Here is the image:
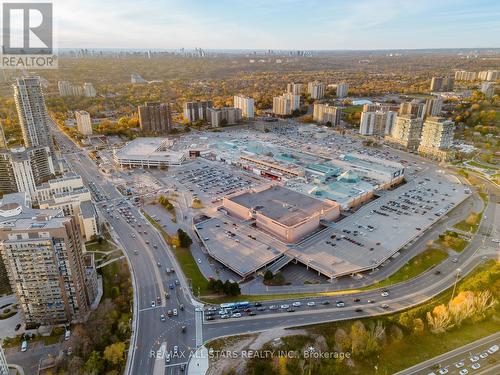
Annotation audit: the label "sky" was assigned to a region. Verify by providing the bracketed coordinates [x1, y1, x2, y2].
[48, 0, 500, 50]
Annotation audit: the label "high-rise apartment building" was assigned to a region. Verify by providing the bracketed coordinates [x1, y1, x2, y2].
[286, 83, 303, 95]
[0, 343, 8, 375]
[0, 193, 94, 326]
[418, 117, 455, 161]
[75, 110, 92, 136]
[454, 71, 477, 81]
[208, 107, 242, 127]
[478, 70, 500, 81]
[307, 81, 325, 99]
[335, 83, 349, 98]
[138, 102, 172, 134]
[233, 95, 255, 118]
[183, 100, 213, 123]
[313, 103, 342, 125]
[14, 77, 58, 169]
[273, 93, 300, 116]
[425, 96, 443, 117]
[0, 146, 55, 202]
[83, 82, 97, 98]
[359, 111, 396, 136]
[0, 152, 16, 195]
[399, 100, 426, 120]
[430, 76, 454, 92]
[0, 124, 6, 149]
[362, 103, 400, 113]
[58, 81, 84, 97]
[386, 114, 423, 150]
[480, 82, 495, 99]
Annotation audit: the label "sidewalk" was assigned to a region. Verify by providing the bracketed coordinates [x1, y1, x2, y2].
[188, 346, 209, 375]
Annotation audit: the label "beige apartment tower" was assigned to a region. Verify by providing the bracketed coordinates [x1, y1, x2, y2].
[0, 193, 94, 326]
[418, 117, 455, 161]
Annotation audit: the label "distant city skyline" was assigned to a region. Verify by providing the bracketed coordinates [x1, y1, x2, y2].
[55, 0, 500, 50]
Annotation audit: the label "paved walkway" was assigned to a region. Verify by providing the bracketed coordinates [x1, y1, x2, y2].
[188, 346, 209, 375]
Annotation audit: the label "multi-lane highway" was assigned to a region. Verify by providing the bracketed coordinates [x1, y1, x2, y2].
[51, 125, 200, 375]
[50, 123, 498, 375]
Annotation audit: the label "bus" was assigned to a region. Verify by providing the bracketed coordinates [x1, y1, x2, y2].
[219, 301, 251, 310]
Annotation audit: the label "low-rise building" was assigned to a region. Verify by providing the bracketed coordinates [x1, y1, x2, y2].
[113, 137, 186, 168]
[223, 185, 340, 243]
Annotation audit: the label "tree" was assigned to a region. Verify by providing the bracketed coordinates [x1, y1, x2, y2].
[229, 282, 241, 296]
[263, 270, 273, 281]
[350, 320, 368, 355]
[103, 342, 126, 365]
[177, 228, 193, 248]
[413, 318, 425, 335]
[426, 304, 453, 333]
[334, 328, 351, 352]
[85, 351, 105, 375]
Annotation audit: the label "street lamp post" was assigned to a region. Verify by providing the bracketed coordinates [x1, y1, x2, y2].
[449, 268, 462, 303]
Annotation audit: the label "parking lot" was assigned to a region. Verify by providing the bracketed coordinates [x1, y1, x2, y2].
[170, 159, 265, 201]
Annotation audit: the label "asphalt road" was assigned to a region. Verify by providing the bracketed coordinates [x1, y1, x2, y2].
[395, 332, 500, 375]
[49, 124, 499, 375]
[50, 125, 198, 375]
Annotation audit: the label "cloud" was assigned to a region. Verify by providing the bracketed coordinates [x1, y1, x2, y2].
[49, 0, 500, 49]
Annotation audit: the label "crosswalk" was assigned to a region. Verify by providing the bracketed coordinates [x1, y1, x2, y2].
[195, 309, 203, 348]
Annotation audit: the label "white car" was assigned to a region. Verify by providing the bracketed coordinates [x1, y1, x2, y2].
[479, 352, 488, 359]
[487, 344, 499, 354]
[469, 355, 479, 362]
[173, 346, 178, 355]
[292, 302, 302, 307]
[220, 314, 229, 319]
[471, 363, 480, 370]
[455, 361, 465, 368]
[438, 368, 448, 374]
[197, 258, 202, 264]
[459, 369, 468, 375]
[280, 304, 290, 309]
[231, 313, 242, 318]
[173, 309, 178, 316]
[381, 291, 389, 297]
[307, 301, 315, 307]
[151, 301, 156, 307]
[165, 353, 171, 363]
